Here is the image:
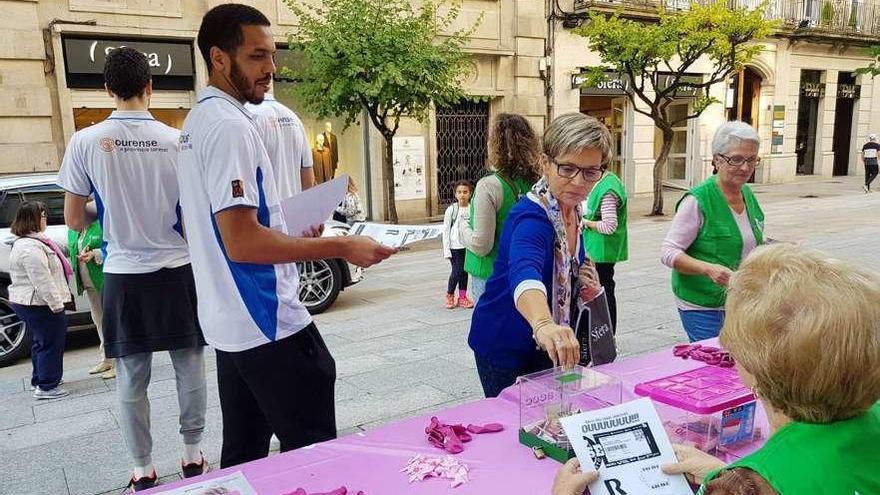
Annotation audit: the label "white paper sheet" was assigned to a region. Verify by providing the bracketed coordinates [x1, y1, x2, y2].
[280, 174, 349, 236]
[350, 222, 443, 248]
[560, 397, 692, 495]
[155, 471, 256, 495]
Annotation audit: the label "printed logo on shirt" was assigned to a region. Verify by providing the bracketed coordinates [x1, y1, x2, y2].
[231, 180, 245, 198]
[99, 137, 115, 152]
[179, 133, 192, 151]
[276, 116, 299, 129]
[98, 137, 167, 153]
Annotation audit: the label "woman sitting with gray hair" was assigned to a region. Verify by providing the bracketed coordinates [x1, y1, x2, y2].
[468, 113, 612, 397]
[661, 121, 765, 342]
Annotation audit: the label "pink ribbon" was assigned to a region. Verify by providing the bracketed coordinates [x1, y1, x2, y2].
[425, 417, 504, 454]
[673, 344, 735, 367]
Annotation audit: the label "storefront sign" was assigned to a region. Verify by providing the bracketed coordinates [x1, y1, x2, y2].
[572, 71, 631, 95]
[800, 82, 825, 98]
[62, 36, 195, 90]
[655, 73, 703, 98]
[837, 84, 861, 99]
[392, 136, 427, 201]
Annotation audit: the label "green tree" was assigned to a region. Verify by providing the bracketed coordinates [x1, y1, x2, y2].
[856, 45, 880, 78]
[285, 0, 481, 223]
[574, 1, 776, 215]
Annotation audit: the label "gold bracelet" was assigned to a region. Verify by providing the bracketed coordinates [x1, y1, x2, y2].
[531, 317, 554, 345]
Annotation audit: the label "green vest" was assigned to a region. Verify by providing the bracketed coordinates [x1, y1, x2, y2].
[583, 172, 628, 263]
[68, 221, 104, 295]
[464, 173, 531, 280]
[671, 176, 764, 308]
[700, 402, 880, 495]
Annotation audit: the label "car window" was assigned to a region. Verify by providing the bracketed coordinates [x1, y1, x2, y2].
[0, 187, 67, 229]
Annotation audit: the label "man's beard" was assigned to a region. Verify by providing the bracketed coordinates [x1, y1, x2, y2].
[230, 61, 264, 105]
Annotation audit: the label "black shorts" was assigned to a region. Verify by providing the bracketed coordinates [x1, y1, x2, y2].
[102, 264, 206, 358]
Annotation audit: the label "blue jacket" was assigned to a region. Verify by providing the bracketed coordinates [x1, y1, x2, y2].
[468, 197, 584, 370]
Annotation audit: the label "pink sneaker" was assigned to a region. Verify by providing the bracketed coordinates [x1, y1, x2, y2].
[445, 294, 457, 309]
[458, 296, 474, 309]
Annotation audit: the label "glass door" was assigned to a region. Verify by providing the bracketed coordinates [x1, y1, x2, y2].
[662, 101, 690, 187]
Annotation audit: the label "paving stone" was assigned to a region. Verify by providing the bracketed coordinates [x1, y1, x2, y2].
[0, 404, 34, 431]
[0, 466, 69, 495]
[0, 378, 23, 396]
[336, 383, 454, 430]
[32, 389, 116, 422]
[0, 410, 117, 451]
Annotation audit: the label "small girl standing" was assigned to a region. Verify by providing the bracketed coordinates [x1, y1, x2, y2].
[442, 181, 474, 309]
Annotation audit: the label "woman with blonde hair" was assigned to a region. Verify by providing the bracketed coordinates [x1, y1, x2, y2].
[460, 113, 541, 303]
[658, 243, 880, 494]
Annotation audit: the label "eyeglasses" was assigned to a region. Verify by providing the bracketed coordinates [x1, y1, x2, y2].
[717, 154, 762, 168]
[551, 158, 604, 182]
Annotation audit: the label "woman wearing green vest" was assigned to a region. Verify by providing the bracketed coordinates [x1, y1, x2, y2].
[659, 243, 880, 494]
[582, 170, 627, 332]
[459, 113, 540, 303]
[68, 205, 113, 379]
[661, 122, 764, 342]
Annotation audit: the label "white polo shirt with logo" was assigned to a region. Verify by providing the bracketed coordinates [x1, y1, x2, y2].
[245, 94, 313, 198]
[57, 110, 190, 274]
[177, 86, 311, 352]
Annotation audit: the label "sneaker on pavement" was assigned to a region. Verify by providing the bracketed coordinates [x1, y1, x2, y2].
[864, 184, 870, 193]
[445, 294, 457, 309]
[88, 360, 113, 374]
[458, 296, 475, 309]
[181, 456, 208, 479]
[30, 379, 64, 392]
[33, 387, 69, 400]
[101, 367, 116, 380]
[128, 471, 158, 492]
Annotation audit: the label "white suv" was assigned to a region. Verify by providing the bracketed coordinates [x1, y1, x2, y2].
[0, 173, 362, 367]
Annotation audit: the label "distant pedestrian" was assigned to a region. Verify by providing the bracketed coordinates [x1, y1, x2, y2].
[581, 169, 628, 333]
[335, 177, 366, 225]
[460, 114, 541, 303]
[661, 121, 765, 342]
[442, 180, 474, 309]
[8, 201, 72, 400]
[68, 202, 114, 379]
[862, 133, 879, 193]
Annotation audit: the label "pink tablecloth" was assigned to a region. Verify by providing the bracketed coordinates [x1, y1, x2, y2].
[145, 342, 766, 495]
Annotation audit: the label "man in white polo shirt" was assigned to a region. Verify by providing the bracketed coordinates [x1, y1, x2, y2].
[180, 3, 395, 468]
[59, 47, 207, 492]
[246, 88, 315, 197]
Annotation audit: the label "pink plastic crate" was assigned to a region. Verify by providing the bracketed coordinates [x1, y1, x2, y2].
[634, 365, 754, 414]
[634, 366, 760, 457]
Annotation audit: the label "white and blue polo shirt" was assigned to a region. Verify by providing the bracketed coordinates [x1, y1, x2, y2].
[246, 94, 313, 198]
[57, 110, 190, 274]
[177, 86, 311, 352]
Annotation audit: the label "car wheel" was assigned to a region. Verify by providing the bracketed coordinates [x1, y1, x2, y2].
[0, 299, 31, 367]
[297, 259, 343, 315]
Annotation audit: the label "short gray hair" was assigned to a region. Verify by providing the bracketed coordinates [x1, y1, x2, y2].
[542, 113, 612, 167]
[712, 121, 760, 156]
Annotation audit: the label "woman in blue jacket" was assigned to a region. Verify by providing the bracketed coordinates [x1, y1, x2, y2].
[469, 113, 612, 398]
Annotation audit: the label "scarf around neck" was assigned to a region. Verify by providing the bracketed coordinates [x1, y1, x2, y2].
[30, 234, 73, 279]
[526, 176, 584, 327]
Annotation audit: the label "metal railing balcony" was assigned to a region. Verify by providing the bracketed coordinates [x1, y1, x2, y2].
[575, 0, 880, 37]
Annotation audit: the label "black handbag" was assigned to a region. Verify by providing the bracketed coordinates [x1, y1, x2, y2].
[571, 261, 617, 367]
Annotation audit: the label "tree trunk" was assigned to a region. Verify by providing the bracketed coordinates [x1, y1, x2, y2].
[382, 135, 399, 223]
[651, 128, 675, 216]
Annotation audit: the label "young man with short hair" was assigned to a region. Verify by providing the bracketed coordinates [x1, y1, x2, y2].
[59, 47, 207, 492]
[180, 3, 395, 468]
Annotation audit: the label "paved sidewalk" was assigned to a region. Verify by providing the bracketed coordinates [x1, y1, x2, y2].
[0, 176, 877, 495]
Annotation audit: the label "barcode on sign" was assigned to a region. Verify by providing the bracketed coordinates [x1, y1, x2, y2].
[606, 444, 627, 452]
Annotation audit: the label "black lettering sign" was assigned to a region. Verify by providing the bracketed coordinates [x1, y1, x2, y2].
[574, 70, 631, 95]
[800, 82, 826, 98]
[63, 37, 194, 77]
